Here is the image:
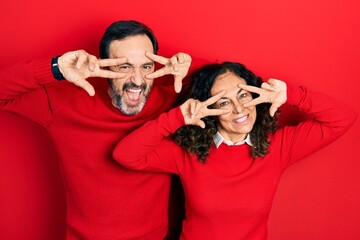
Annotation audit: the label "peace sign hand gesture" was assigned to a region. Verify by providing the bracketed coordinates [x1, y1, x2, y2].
[180, 91, 230, 128]
[58, 50, 127, 96]
[240, 78, 287, 117]
[144, 52, 192, 93]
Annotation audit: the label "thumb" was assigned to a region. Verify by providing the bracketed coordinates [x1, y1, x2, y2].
[194, 119, 206, 129]
[269, 104, 279, 117]
[73, 79, 95, 96]
[174, 75, 183, 93]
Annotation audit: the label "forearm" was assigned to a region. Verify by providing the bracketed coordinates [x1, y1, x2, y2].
[113, 107, 185, 173]
[287, 84, 357, 133]
[0, 58, 55, 107]
[279, 84, 357, 166]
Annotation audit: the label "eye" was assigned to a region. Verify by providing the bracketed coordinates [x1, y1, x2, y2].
[142, 63, 154, 72]
[218, 101, 230, 108]
[239, 92, 248, 99]
[239, 91, 252, 102]
[117, 65, 131, 73]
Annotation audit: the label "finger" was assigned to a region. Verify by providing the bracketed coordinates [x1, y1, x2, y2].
[193, 101, 203, 118]
[98, 57, 128, 67]
[237, 84, 263, 94]
[75, 51, 88, 69]
[194, 119, 206, 129]
[145, 68, 166, 79]
[267, 78, 279, 86]
[242, 97, 266, 107]
[261, 82, 276, 92]
[190, 100, 197, 119]
[269, 104, 280, 117]
[203, 91, 225, 106]
[170, 56, 179, 71]
[174, 75, 183, 93]
[205, 108, 231, 117]
[73, 79, 95, 96]
[88, 55, 98, 72]
[95, 69, 127, 79]
[145, 52, 169, 65]
[176, 53, 186, 64]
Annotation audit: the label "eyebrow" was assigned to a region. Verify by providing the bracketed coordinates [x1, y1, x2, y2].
[218, 88, 245, 100]
[123, 61, 154, 66]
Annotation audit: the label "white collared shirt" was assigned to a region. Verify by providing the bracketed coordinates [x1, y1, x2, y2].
[213, 132, 253, 148]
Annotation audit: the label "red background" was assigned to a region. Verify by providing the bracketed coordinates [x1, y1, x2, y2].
[1, 0, 359, 239]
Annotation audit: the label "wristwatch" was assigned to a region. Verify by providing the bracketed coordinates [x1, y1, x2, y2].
[51, 56, 65, 80]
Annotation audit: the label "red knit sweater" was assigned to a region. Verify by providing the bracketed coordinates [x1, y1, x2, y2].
[0, 58, 192, 239]
[113, 85, 357, 240]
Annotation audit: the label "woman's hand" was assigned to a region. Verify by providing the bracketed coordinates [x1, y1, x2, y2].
[239, 78, 287, 117]
[180, 91, 230, 128]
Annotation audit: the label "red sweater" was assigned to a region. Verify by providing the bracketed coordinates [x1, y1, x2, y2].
[0, 58, 193, 239]
[113, 85, 357, 240]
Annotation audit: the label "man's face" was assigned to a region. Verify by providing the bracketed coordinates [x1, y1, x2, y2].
[108, 35, 155, 115]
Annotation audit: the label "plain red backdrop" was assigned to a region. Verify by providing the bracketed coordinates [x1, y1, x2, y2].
[0, 0, 359, 239]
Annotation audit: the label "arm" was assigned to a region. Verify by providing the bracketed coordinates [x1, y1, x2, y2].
[113, 92, 229, 172]
[0, 50, 126, 105]
[0, 50, 127, 122]
[0, 58, 59, 125]
[276, 84, 357, 167]
[0, 58, 54, 108]
[113, 107, 186, 173]
[242, 79, 357, 167]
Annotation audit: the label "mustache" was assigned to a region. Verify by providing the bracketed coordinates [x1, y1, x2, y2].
[122, 82, 147, 91]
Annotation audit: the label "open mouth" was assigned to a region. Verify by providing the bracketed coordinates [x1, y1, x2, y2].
[122, 82, 147, 106]
[125, 87, 143, 105]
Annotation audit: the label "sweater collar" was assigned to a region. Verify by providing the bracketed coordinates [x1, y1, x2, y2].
[213, 132, 253, 148]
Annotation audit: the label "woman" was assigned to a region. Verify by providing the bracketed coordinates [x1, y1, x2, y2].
[113, 62, 357, 240]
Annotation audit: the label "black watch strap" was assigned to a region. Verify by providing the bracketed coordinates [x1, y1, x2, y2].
[51, 56, 65, 80]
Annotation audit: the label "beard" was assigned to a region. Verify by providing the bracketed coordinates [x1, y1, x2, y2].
[109, 81, 152, 116]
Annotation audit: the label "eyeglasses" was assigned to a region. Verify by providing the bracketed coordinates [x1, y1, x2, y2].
[213, 91, 253, 110]
[112, 63, 155, 75]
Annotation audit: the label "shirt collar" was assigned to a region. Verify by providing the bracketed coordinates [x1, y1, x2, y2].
[213, 132, 253, 148]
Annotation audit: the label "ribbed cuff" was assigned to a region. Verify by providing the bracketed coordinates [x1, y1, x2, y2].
[32, 57, 57, 84]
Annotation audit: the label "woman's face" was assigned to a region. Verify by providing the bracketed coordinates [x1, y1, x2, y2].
[210, 72, 257, 143]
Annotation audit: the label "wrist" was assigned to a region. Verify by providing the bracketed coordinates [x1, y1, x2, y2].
[51, 56, 65, 80]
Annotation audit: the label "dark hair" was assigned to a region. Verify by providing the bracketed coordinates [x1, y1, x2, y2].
[99, 20, 159, 59]
[172, 62, 278, 162]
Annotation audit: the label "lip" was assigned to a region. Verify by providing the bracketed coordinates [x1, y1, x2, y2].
[125, 87, 143, 106]
[127, 87, 142, 93]
[232, 115, 249, 125]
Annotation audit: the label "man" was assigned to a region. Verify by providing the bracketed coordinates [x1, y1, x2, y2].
[0, 20, 192, 239]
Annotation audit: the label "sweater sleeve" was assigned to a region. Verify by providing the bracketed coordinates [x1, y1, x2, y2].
[0, 58, 55, 105]
[275, 84, 358, 170]
[0, 58, 56, 124]
[113, 106, 187, 174]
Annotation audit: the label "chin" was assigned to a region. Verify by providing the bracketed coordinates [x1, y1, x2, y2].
[120, 102, 146, 116]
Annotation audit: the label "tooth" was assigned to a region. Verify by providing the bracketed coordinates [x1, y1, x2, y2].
[235, 116, 247, 123]
[128, 89, 141, 93]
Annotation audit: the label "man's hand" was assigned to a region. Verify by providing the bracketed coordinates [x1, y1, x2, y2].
[180, 91, 230, 128]
[144, 52, 192, 93]
[57, 50, 127, 96]
[240, 78, 287, 117]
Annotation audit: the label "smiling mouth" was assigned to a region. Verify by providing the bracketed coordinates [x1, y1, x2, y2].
[233, 115, 249, 124]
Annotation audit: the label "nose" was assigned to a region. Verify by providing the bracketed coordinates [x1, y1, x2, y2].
[129, 67, 144, 86]
[232, 101, 245, 114]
